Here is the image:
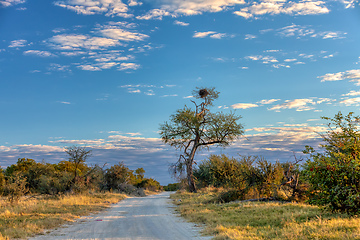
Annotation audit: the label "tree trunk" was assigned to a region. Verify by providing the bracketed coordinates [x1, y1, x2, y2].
[186, 138, 199, 193]
[186, 159, 197, 193]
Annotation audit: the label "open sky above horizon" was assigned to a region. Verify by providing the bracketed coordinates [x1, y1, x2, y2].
[1, 0, 360, 184]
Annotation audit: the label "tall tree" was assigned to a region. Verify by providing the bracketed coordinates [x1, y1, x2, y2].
[160, 87, 244, 192]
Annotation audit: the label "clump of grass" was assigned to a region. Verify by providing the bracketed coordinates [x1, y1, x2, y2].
[171, 188, 360, 239]
[0, 192, 126, 239]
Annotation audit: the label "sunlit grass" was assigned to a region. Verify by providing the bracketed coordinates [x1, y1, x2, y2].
[171, 187, 360, 239]
[0, 192, 126, 239]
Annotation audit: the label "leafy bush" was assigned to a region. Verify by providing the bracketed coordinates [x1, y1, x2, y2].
[194, 154, 286, 201]
[137, 178, 161, 191]
[303, 112, 360, 214]
[104, 162, 133, 190]
[163, 183, 180, 191]
[2, 172, 28, 202]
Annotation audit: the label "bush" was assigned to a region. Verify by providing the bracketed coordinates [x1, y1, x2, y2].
[117, 183, 145, 197]
[2, 172, 28, 203]
[163, 183, 180, 191]
[303, 112, 360, 214]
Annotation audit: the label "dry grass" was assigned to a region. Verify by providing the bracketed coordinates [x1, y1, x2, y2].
[171, 187, 360, 240]
[0, 192, 126, 239]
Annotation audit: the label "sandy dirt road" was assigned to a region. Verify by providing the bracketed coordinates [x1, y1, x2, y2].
[29, 192, 212, 240]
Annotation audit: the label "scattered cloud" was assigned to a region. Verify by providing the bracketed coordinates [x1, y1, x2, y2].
[257, 99, 280, 105]
[269, 98, 317, 112]
[0, 0, 25, 7]
[245, 55, 278, 64]
[57, 101, 71, 104]
[23, 50, 56, 57]
[193, 31, 231, 39]
[245, 34, 257, 40]
[234, 0, 329, 19]
[48, 63, 71, 72]
[8, 39, 28, 48]
[319, 69, 360, 85]
[340, 97, 360, 106]
[53, 0, 135, 18]
[231, 103, 259, 109]
[272, 24, 347, 40]
[342, 90, 360, 96]
[174, 20, 189, 26]
[118, 62, 140, 71]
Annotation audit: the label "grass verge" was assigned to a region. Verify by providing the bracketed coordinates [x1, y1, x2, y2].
[0, 192, 126, 240]
[171, 187, 360, 240]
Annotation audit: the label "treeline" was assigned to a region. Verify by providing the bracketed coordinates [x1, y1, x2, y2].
[192, 112, 360, 215]
[0, 146, 161, 202]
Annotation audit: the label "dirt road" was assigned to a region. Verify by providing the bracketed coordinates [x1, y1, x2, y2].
[30, 192, 212, 240]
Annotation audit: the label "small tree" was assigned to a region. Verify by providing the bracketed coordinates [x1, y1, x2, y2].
[64, 146, 92, 189]
[160, 87, 244, 192]
[303, 112, 360, 214]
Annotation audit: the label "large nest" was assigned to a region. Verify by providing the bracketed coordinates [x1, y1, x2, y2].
[199, 89, 209, 98]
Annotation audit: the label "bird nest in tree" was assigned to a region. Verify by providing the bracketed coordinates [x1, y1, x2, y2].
[199, 89, 209, 98]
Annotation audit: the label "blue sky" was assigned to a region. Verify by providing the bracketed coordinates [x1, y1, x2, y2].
[1, 0, 360, 184]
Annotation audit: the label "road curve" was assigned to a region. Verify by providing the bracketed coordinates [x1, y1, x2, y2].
[30, 192, 212, 240]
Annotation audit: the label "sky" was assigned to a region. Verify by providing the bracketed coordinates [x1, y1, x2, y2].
[0, 0, 360, 184]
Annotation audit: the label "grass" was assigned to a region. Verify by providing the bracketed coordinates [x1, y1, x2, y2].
[171, 187, 360, 240]
[0, 192, 126, 240]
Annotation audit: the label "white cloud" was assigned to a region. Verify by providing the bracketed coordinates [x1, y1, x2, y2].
[245, 34, 257, 40]
[0, 0, 25, 7]
[97, 23, 149, 42]
[269, 98, 316, 112]
[342, 90, 360, 96]
[137, 0, 245, 19]
[8, 39, 27, 48]
[77, 64, 101, 71]
[319, 69, 360, 85]
[23, 50, 56, 57]
[174, 20, 189, 26]
[48, 63, 71, 72]
[193, 31, 215, 38]
[54, 0, 134, 18]
[284, 58, 297, 62]
[57, 101, 71, 105]
[49, 34, 121, 50]
[257, 99, 280, 105]
[118, 62, 140, 71]
[234, 0, 329, 19]
[127, 89, 141, 93]
[136, 8, 173, 20]
[245, 55, 278, 64]
[231, 103, 259, 109]
[340, 97, 360, 106]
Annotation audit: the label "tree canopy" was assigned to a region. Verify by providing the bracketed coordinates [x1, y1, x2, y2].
[160, 87, 244, 192]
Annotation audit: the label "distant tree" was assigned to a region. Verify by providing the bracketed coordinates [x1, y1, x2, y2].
[159, 87, 244, 193]
[105, 162, 133, 190]
[5, 158, 36, 176]
[64, 146, 92, 188]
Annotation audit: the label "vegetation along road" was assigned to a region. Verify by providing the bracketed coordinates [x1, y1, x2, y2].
[30, 191, 211, 240]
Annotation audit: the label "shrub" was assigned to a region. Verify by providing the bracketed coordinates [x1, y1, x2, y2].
[2, 172, 28, 203]
[303, 112, 360, 214]
[163, 183, 180, 191]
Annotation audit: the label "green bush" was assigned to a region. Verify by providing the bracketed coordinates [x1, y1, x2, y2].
[303, 112, 360, 214]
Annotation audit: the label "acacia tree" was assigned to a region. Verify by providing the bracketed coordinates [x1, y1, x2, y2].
[159, 87, 244, 192]
[65, 146, 92, 187]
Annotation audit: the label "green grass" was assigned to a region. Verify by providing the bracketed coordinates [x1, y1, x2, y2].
[171, 187, 360, 239]
[0, 192, 126, 239]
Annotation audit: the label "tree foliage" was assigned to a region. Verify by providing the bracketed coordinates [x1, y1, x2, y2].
[303, 112, 360, 214]
[160, 87, 244, 192]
